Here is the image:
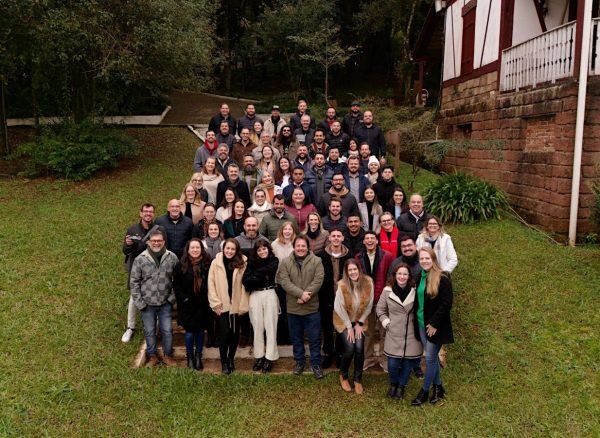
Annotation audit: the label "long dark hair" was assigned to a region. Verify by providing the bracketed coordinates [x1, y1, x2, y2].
[386, 262, 415, 288]
[220, 188, 239, 208]
[250, 239, 275, 264]
[222, 238, 246, 269]
[276, 124, 296, 144]
[274, 156, 294, 184]
[387, 187, 408, 211]
[180, 238, 211, 294]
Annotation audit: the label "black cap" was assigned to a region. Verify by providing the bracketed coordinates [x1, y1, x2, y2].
[271, 105, 280, 111]
[351, 100, 361, 106]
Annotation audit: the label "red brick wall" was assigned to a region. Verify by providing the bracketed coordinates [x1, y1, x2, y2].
[438, 72, 600, 235]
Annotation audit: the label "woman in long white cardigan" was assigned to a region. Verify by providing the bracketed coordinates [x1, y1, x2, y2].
[415, 216, 458, 273]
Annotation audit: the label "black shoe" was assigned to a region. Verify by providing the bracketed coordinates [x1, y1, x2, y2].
[262, 359, 273, 373]
[397, 385, 406, 399]
[411, 389, 429, 406]
[253, 357, 265, 372]
[293, 362, 305, 375]
[430, 384, 445, 404]
[221, 361, 231, 375]
[312, 365, 324, 379]
[194, 352, 203, 370]
[321, 355, 334, 369]
[387, 385, 398, 399]
[414, 367, 424, 379]
[228, 358, 235, 373]
[186, 354, 195, 369]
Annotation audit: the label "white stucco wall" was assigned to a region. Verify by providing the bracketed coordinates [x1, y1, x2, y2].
[473, 0, 501, 68]
[443, 1, 466, 80]
[512, 0, 544, 45]
[545, 0, 571, 30]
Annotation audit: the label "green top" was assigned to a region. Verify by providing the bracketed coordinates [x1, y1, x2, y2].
[416, 270, 427, 328]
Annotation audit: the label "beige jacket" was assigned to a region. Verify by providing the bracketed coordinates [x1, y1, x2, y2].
[207, 253, 249, 315]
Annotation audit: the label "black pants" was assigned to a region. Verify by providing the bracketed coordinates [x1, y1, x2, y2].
[217, 312, 240, 364]
[276, 285, 290, 344]
[319, 303, 335, 357]
[339, 329, 365, 382]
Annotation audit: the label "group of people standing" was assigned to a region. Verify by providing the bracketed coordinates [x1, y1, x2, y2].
[121, 99, 458, 404]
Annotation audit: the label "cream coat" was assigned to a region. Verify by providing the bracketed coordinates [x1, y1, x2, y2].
[207, 253, 249, 315]
[416, 232, 458, 273]
[179, 200, 205, 225]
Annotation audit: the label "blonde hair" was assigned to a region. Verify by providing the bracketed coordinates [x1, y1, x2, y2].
[179, 183, 202, 205]
[276, 220, 298, 244]
[419, 214, 446, 239]
[190, 172, 203, 185]
[419, 247, 443, 298]
[303, 212, 325, 234]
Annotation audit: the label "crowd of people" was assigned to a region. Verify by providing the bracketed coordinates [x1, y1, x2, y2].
[122, 99, 458, 404]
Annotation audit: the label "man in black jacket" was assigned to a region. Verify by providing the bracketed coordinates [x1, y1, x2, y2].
[342, 100, 363, 139]
[396, 193, 428, 240]
[387, 235, 421, 278]
[294, 114, 315, 146]
[355, 110, 386, 162]
[316, 228, 352, 368]
[289, 99, 316, 132]
[209, 103, 237, 134]
[121, 203, 158, 343]
[216, 163, 252, 208]
[216, 121, 236, 152]
[318, 106, 338, 136]
[155, 199, 193, 259]
[237, 103, 263, 135]
[327, 121, 350, 156]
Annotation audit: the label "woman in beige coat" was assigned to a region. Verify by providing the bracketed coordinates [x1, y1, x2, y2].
[179, 183, 206, 225]
[207, 238, 248, 374]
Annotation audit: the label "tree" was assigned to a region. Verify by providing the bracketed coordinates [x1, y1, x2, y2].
[1, 0, 217, 120]
[287, 25, 358, 105]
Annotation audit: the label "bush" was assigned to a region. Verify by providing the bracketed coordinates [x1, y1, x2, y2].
[17, 120, 137, 181]
[423, 172, 508, 224]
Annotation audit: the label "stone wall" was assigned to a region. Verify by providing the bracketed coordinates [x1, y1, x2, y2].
[438, 71, 600, 235]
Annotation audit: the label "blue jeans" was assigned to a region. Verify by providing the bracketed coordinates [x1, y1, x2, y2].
[184, 330, 204, 357]
[288, 312, 322, 367]
[387, 357, 420, 386]
[141, 302, 173, 356]
[420, 328, 442, 391]
[339, 329, 365, 381]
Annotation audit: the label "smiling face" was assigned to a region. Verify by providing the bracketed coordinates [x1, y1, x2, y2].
[273, 197, 285, 214]
[148, 233, 165, 253]
[167, 199, 181, 219]
[393, 190, 404, 205]
[298, 100, 307, 113]
[254, 121, 263, 133]
[328, 148, 340, 161]
[331, 121, 341, 134]
[400, 238, 416, 257]
[254, 190, 266, 205]
[328, 230, 344, 248]
[261, 173, 273, 185]
[207, 223, 220, 238]
[225, 190, 235, 204]
[282, 223, 294, 240]
[223, 241, 237, 259]
[364, 187, 375, 202]
[329, 201, 342, 217]
[410, 195, 424, 215]
[363, 233, 378, 251]
[205, 158, 216, 172]
[279, 158, 290, 172]
[204, 205, 216, 221]
[363, 111, 373, 125]
[220, 104, 230, 117]
[332, 174, 345, 190]
[347, 216, 361, 233]
[395, 266, 410, 287]
[360, 144, 370, 158]
[227, 165, 239, 181]
[313, 131, 324, 144]
[241, 128, 250, 141]
[292, 188, 305, 205]
[300, 115, 310, 130]
[419, 249, 433, 271]
[244, 217, 258, 237]
[348, 157, 360, 173]
[206, 131, 216, 142]
[246, 104, 256, 117]
[307, 213, 320, 231]
[293, 238, 308, 257]
[262, 146, 273, 160]
[380, 213, 395, 232]
[256, 245, 269, 259]
[188, 240, 202, 258]
[426, 218, 440, 235]
[140, 206, 155, 225]
[218, 146, 229, 161]
[347, 263, 360, 282]
[233, 201, 246, 218]
[185, 185, 196, 202]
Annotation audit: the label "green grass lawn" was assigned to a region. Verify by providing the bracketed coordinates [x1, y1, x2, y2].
[0, 127, 598, 436]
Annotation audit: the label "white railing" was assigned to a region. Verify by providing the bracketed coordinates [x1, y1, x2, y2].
[589, 18, 600, 75]
[500, 21, 575, 92]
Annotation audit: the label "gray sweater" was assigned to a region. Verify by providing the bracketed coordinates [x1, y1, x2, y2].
[130, 249, 179, 310]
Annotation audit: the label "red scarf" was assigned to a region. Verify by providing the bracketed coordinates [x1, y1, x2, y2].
[379, 226, 400, 257]
[204, 139, 218, 153]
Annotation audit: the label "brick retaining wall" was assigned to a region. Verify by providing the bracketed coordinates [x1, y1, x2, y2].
[437, 72, 600, 235]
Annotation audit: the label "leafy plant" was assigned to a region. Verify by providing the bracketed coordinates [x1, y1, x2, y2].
[17, 119, 137, 181]
[423, 172, 508, 224]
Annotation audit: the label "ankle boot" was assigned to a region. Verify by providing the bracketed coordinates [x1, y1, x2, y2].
[194, 351, 203, 370]
[396, 386, 406, 399]
[221, 360, 231, 375]
[186, 353, 195, 369]
[430, 384, 445, 404]
[411, 388, 429, 406]
[387, 385, 398, 399]
[228, 357, 235, 373]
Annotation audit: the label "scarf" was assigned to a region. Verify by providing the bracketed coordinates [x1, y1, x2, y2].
[328, 186, 350, 198]
[204, 139, 218, 152]
[416, 270, 427, 328]
[148, 247, 166, 267]
[190, 255, 204, 295]
[306, 227, 320, 239]
[312, 165, 326, 179]
[392, 282, 411, 303]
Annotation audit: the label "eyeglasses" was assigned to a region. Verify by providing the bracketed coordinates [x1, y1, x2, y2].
[149, 239, 164, 244]
[381, 219, 393, 223]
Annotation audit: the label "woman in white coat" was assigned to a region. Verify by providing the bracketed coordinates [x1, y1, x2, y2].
[415, 216, 458, 273]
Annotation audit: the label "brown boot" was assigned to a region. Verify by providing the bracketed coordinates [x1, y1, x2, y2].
[162, 354, 178, 367]
[339, 375, 352, 392]
[354, 382, 364, 395]
[146, 355, 159, 367]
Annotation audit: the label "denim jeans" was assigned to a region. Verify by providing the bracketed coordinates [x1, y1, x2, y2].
[141, 302, 173, 356]
[339, 329, 365, 382]
[184, 330, 204, 357]
[387, 357, 420, 386]
[420, 328, 442, 391]
[287, 312, 322, 367]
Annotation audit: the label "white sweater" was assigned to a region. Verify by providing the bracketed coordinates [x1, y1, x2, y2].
[416, 233, 458, 273]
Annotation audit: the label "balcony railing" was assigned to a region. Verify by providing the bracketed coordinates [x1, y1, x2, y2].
[500, 21, 575, 92]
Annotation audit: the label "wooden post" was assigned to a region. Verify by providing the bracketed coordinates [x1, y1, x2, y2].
[574, 0, 586, 78]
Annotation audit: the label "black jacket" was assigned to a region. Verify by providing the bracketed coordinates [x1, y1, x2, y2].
[216, 178, 252, 208]
[343, 228, 365, 257]
[289, 111, 316, 132]
[155, 213, 193, 258]
[355, 123, 386, 158]
[316, 247, 352, 310]
[173, 261, 211, 331]
[326, 131, 350, 156]
[414, 272, 454, 345]
[209, 114, 237, 134]
[342, 111, 363, 139]
[372, 178, 403, 208]
[396, 210, 428, 241]
[293, 127, 315, 146]
[242, 255, 279, 292]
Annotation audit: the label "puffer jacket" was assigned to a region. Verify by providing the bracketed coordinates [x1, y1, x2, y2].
[130, 249, 179, 310]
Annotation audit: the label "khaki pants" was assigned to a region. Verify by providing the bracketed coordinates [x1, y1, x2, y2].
[363, 309, 386, 370]
[249, 289, 280, 361]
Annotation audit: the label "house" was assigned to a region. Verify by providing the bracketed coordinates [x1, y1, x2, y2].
[415, 0, 600, 240]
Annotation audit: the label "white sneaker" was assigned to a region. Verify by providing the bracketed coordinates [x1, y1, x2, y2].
[121, 328, 135, 343]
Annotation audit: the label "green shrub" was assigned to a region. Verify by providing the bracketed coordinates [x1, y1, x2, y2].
[17, 120, 137, 181]
[423, 172, 508, 224]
